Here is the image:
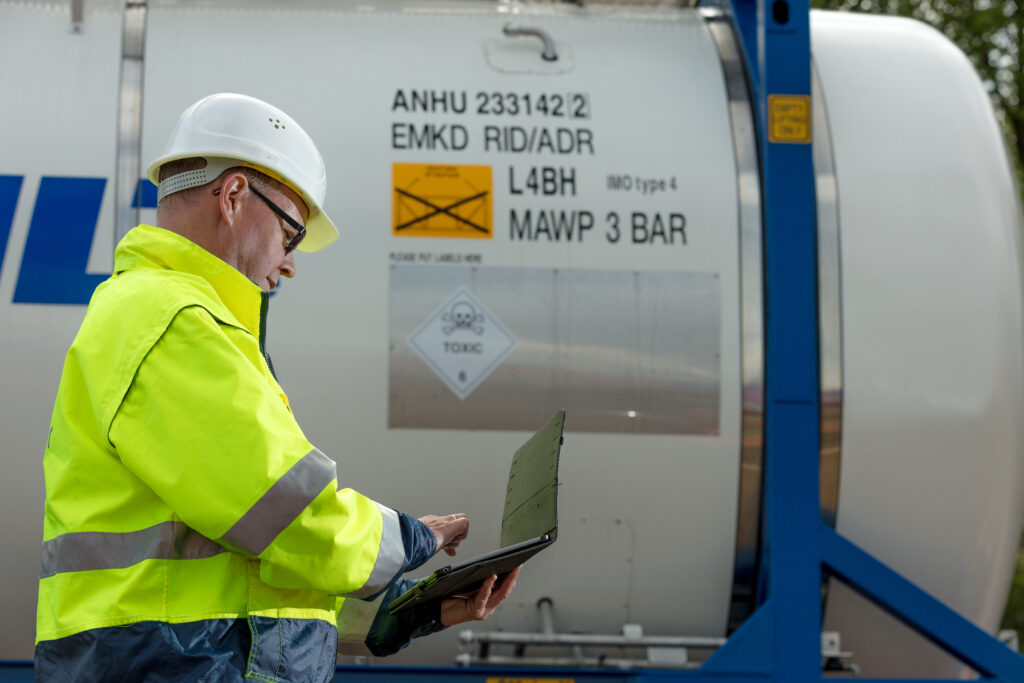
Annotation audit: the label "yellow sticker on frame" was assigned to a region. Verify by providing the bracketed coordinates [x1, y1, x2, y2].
[393, 163, 493, 239]
[768, 94, 812, 144]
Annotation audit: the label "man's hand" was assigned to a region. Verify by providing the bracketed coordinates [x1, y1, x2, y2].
[419, 513, 470, 557]
[440, 567, 522, 627]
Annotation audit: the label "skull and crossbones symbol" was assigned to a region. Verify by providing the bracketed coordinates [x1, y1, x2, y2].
[442, 301, 485, 335]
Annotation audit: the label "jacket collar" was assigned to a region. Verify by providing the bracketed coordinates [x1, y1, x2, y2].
[114, 224, 263, 336]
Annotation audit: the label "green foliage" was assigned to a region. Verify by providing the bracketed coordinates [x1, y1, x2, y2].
[1004, 530, 1024, 635]
[811, 0, 1024, 634]
[811, 0, 1024, 192]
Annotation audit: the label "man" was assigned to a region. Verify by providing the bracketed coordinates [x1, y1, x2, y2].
[35, 93, 519, 681]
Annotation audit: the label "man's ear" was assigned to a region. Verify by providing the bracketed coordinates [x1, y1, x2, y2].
[217, 172, 248, 226]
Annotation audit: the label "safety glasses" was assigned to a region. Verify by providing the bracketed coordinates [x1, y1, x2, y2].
[249, 185, 307, 253]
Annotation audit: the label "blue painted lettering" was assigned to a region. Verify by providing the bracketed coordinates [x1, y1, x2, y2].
[0, 176, 23, 284]
[13, 177, 108, 305]
[132, 178, 158, 209]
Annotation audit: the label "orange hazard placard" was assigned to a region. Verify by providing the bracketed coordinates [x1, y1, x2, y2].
[392, 163, 492, 239]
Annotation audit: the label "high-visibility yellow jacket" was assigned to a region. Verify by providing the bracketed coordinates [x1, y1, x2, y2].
[36, 225, 435, 681]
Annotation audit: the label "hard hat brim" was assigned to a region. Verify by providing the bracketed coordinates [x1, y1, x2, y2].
[297, 211, 339, 253]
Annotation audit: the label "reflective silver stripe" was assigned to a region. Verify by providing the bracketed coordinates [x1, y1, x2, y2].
[343, 504, 405, 600]
[219, 448, 337, 556]
[336, 595, 383, 656]
[40, 521, 225, 579]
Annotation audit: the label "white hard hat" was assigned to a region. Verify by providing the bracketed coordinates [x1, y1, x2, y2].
[146, 93, 339, 253]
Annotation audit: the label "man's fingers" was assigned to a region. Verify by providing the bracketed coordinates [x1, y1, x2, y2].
[420, 513, 470, 556]
[439, 569, 523, 626]
[474, 575, 498, 618]
[441, 518, 469, 555]
[485, 567, 520, 609]
[494, 566, 521, 601]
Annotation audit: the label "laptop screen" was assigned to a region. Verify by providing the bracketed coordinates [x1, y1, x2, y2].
[500, 410, 563, 547]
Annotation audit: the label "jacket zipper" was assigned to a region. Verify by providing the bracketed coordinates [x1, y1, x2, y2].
[259, 292, 277, 380]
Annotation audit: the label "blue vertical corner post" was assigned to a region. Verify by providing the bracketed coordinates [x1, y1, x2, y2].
[753, 2, 823, 682]
[700, 1, 822, 680]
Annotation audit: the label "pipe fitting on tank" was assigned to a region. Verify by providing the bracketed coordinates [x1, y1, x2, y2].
[503, 23, 558, 62]
[537, 596, 556, 634]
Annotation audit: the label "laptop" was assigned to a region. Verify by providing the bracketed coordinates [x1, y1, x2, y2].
[388, 409, 565, 615]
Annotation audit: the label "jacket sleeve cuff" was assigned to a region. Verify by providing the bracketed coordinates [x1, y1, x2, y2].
[345, 509, 437, 602]
[366, 578, 446, 657]
[336, 579, 445, 657]
[399, 511, 437, 570]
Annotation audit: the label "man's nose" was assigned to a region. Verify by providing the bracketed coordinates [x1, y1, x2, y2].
[280, 251, 297, 279]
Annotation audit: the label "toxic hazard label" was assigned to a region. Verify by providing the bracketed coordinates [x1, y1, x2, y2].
[393, 163, 493, 238]
[407, 287, 517, 399]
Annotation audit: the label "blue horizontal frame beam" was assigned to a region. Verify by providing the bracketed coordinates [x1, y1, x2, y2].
[0, 661, 781, 683]
[5, 661, 758, 683]
[336, 670, 770, 683]
[335, 665, 645, 682]
[820, 524, 1024, 682]
[0, 663, 1015, 683]
[0, 662, 31, 683]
